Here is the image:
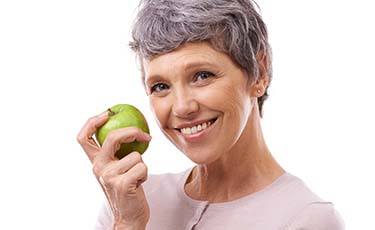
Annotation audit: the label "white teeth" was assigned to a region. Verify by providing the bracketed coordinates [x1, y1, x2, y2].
[180, 120, 215, 135]
[191, 126, 197, 134]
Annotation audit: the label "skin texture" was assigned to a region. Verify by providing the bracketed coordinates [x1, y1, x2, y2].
[76, 41, 286, 229]
[77, 113, 151, 229]
[144, 41, 285, 203]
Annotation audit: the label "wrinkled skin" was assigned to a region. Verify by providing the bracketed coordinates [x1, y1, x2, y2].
[77, 110, 151, 229]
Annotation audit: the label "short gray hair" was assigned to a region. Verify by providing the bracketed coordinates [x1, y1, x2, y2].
[130, 0, 272, 117]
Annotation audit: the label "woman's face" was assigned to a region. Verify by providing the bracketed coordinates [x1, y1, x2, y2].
[143, 42, 258, 164]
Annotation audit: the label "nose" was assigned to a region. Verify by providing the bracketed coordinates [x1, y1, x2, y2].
[172, 89, 199, 119]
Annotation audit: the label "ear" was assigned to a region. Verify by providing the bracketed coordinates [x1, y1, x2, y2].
[250, 52, 269, 97]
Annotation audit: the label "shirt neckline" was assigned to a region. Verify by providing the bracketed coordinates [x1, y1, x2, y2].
[177, 166, 293, 210]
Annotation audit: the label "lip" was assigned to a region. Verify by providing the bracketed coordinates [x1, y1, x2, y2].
[175, 117, 219, 143]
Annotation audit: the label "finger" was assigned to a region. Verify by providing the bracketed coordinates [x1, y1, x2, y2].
[101, 152, 143, 178]
[77, 110, 109, 161]
[92, 149, 143, 178]
[92, 153, 112, 178]
[101, 127, 151, 160]
[121, 162, 148, 189]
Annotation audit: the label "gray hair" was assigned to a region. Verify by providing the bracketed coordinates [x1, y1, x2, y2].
[130, 0, 272, 117]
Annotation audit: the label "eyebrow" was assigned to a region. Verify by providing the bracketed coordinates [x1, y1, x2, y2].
[145, 61, 218, 85]
[183, 61, 218, 71]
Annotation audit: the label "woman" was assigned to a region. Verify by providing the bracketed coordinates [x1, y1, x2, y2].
[77, 0, 345, 229]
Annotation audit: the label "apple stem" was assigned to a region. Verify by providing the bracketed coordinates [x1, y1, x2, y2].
[107, 108, 115, 116]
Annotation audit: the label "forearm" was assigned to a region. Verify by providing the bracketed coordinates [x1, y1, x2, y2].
[112, 222, 147, 230]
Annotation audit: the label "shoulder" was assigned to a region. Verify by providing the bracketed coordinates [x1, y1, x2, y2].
[267, 172, 345, 229]
[283, 202, 345, 230]
[266, 172, 325, 216]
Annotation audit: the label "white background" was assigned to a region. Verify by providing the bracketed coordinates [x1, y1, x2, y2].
[0, 0, 374, 229]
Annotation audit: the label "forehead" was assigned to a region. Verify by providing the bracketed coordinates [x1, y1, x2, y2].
[143, 42, 231, 81]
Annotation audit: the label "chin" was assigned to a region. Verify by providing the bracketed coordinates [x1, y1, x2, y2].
[183, 148, 222, 165]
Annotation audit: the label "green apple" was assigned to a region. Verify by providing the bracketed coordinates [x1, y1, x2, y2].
[95, 104, 150, 159]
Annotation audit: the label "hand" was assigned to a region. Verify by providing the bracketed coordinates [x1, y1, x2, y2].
[77, 110, 151, 228]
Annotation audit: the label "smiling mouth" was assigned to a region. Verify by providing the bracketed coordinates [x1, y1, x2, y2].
[174, 117, 218, 135]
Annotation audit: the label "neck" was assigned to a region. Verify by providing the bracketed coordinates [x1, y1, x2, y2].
[184, 105, 285, 203]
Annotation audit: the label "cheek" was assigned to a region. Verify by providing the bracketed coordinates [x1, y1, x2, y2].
[206, 79, 251, 136]
[198, 79, 249, 115]
[149, 97, 170, 128]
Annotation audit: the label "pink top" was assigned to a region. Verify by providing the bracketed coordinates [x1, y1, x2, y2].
[95, 167, 345, 230]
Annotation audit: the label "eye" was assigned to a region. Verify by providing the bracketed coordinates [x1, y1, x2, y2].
[194, 71, 215, 82]
[150, 83, 169, 94]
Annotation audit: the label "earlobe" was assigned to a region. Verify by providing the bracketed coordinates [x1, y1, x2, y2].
[256, 76, 269, 97]
[250, 77, 268, 98]
[255, 51, 270, 96]
[253, 84, 264, 98]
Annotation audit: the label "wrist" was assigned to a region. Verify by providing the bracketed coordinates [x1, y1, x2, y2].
[113, 221, 146, 230]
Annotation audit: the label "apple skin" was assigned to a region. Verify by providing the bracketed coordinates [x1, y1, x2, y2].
[95, 104, 150, 159]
